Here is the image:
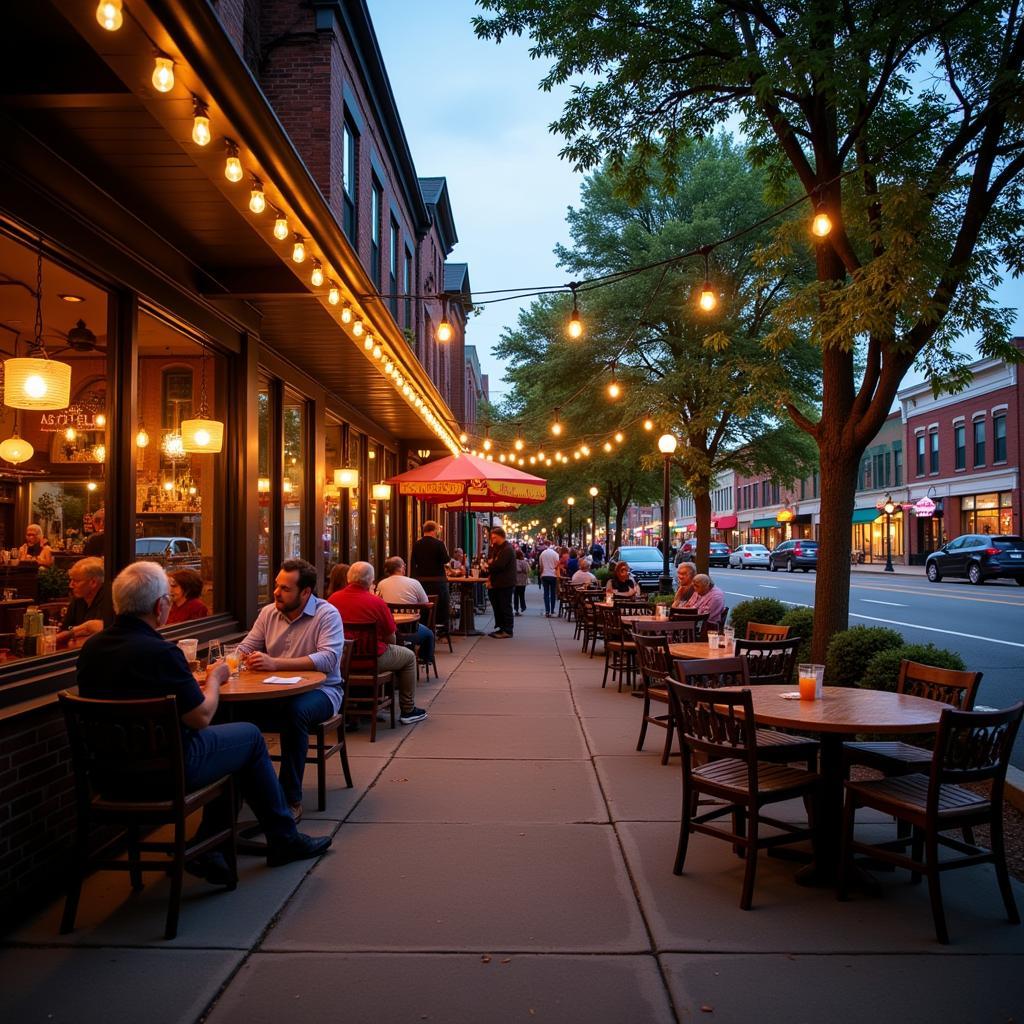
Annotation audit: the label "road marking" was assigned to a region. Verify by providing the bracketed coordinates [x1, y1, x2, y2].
[848, 614, 1024, 649]
[758, 585, 779, 590]
[861, 599, 906, 607]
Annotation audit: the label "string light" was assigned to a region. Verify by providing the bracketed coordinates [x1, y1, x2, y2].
[328, 283, 341, 305]
[459, 432, 468, 444]
[151, 56, 174, 93]
[607, 360, 621, 400]
[340, 303, 353, 323]
[96, 0, 123, 30]
[249, 177, 266, 214]
[273, 211, 289, 241]
[436, 297, 453, 342]
[566, 284, 583, 339]
[191, 98, 211, 146]
[136, 426, 150, 448]
[310, 259, 324, 287]
[812, 199, 833, 238]
[550, 409, 563, 436]
[643, 419, 654, 431]
[363, 335, 374, 351]
[224, 141, 243, 182]
[614, 431, 624, 443]
[291, 235, 306, 263]
[603, 441, 613, 452]
[352, 319, 365, 337]
[698, 246, 717, 312]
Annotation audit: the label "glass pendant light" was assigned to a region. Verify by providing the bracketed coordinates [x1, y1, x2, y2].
[152, 56, 175, 93]
[0, 410, 34, 464]
[181, 344, 224, 453]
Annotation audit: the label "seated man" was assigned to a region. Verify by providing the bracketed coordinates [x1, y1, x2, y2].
[330, 562, 426, 725]
[236, 558, 344, 822]
[76, 561, 330, 880]
[59, 557, 115, 645]
[375, 555, 435, 666]
[570, 557, 597, 587]
[682, 573, 726, 629]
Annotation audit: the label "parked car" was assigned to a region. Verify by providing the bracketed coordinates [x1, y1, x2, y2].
[674, 540, 731, 567]
[768, 539, 819, 572]
[608, 546, 666, 591]
[728, 543, 771, 569]
[134, 536, 202, 572]
[925, 535, 1024, 586]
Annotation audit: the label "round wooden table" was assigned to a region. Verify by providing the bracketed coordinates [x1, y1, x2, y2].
[216, 668, 325, 702]
[669, 641, 739, 661]
[392, 612, 422, 626]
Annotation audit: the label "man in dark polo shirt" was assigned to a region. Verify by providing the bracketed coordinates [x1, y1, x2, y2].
[76, 561, 331, 881]
[485, 526, 516, 639]
[58, 557, 115, 645]
[410, 519, 450, 626]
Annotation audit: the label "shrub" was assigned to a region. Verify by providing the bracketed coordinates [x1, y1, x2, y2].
[729, 598, 788, 640]
[825, 626, 904, 688]
[859, 644, 967, 693]
[595, 566, 611, 583]
[778, 607, 814, 663]
[650, 593, 674, 607]
[37, 565, 69, 601]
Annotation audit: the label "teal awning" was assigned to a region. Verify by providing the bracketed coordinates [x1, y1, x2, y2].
[751, 517, 778, 529]
[851, 507, 882, 525]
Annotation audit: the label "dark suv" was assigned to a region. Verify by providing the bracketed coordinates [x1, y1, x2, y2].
[768, 539, 819, 572]
[675, 540, 731, 567]
[608, 546, 665, 591]
[925, 535, 1024, 586]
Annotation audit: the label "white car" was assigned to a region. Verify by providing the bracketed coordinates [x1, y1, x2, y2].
[728, 543, 770, 569]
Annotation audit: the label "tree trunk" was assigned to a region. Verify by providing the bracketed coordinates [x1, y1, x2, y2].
[614, 500, 628, 551]
[694, 490, 712, 575]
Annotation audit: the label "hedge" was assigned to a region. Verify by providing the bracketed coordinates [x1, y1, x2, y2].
[858, 643, 967, 693]
[778, 607, 814, 663]
[729, 598, 788, 640]
[825, 626, 904, 688]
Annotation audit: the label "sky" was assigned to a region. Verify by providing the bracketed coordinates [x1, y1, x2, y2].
[367, 1, 1023, 410]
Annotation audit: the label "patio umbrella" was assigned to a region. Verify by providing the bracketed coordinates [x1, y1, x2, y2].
[386, 452, 547, 506]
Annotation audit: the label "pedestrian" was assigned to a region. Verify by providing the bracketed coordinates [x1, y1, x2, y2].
[410, 520, 450, 626]
[606, 560, 640, 598]
[538, 542, 560, 617]
[513, 545, 530, 616]
[485, 526, 516, 638]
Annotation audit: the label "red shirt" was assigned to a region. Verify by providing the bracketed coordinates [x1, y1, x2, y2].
[166, 598, 208, 625]
[328, 584, 396, 656]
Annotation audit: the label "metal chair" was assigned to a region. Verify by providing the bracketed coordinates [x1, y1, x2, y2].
[59, 692, 236, 940]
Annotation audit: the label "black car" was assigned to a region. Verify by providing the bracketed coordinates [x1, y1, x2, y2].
[768, 539, 819, 572]
[608, 546, 665, 591]
[925, 534, 1024, 585]
[674, 541, 731, 567]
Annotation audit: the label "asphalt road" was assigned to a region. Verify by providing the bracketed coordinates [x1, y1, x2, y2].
[707, 565, 1024, 767]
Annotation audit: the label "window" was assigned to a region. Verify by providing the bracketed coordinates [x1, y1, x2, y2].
[342, 117, 357, 242]
[761, 481, 769, 505]
[954, 423, 966, 470]
[929, 430, 939, 474]
[893, 444, 902, 486]
[389, 216, 399, 318]
[973, 418, 985, 467]
[370, 177, 382, 289]
[960, 491, 1014, 535]
[915, 433, 925, 476]
[282, 392, 306, 560]
[994, 413, 1007, 463]
[256, 380, 274, 605]
[347, 430, 362, 563]
[771, 483, 780, 504]
[812, 472, 819, 498]
[403, 246, 413, 330]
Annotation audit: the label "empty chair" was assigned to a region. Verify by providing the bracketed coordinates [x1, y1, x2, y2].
[343, 621, 396, 741]
[746, 621, 791, 641]
[666, 681, 820, 910]
[59, 692, 237, 940]
[839, 701, 1023, 943]
[634, 631, 687, 764]
[629, 618, 698, 641]
[734, 637, 800, 685]
[597, 603, 636, 691]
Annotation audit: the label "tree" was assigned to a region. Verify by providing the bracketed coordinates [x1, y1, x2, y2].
[475, 2, 1024, 657]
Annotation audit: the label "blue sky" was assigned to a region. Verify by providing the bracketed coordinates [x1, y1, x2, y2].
[368, 1, 1023, 409]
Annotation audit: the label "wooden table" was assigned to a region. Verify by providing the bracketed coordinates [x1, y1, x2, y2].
[447, 576, 485, 636]
[216, 669, 325, 702]
[744, 684, 946, 882]
[669, 641, 739, 661]
[392, 612, 422, 626]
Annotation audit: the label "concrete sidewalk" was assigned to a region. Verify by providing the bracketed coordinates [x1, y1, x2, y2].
[2, 610, 1023, 1023]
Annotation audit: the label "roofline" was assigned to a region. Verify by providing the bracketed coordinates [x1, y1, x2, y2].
[420, 176, 459, 254]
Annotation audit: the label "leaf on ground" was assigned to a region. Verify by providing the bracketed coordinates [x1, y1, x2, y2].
[701, 1005, 714, 1013]
[480, 954, 492, 964]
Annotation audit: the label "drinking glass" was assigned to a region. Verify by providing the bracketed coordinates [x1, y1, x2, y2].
[42, 625, 58, 653]
[207, 640, 223, 667]
[798, 663, 825, 700]
[224, 644, 241, 678]
[177, 638, 199, 674]
[723, 626, 735, 649]
[707, 630, 719, 649]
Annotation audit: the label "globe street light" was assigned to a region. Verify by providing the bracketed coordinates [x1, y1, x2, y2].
[589, 486, 599, 552]
[882, 492, 896, 573]
[657, 434, 677, 593]
[567, 496, 575, 548]
[555, 515, 563, 545]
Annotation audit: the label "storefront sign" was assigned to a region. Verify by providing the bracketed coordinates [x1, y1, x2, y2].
[776, 508, 795, 523]
[913, 497, 936, 517]
[37, 405, 99, 432]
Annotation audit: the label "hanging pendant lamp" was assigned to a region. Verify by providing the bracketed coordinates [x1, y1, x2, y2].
[181, 344, 224, 453]
[4, 245, 72, 411]
[0, 409, 34, 464]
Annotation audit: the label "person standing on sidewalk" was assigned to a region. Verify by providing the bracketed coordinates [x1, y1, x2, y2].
[513, 546, 530, 616]
[538, 542, 560, 617]
[485, 526, 516, 638]
[410, 520, 450, 627]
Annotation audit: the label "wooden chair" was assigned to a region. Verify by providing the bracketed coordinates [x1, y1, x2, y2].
[673, 658, 818, 772]
[614, 600, 653, 618]
[343, 621, 395, 741]
[597, 603, 636, 691]
[669, 607, 710, 638]
[582, 594, 605, 656]
[734, 637, 800, 685]
[666, 681, 820, 910]
[58, 692, 237, 940]
[270, 640, 354, 811]
[746, 621, 790, 641]
[634, 632, 687, 764]
[387, 601, 437, 680]
[629, 618, 698, 641]
[844, 661, 983, 777]
[839, 701, 1024, 943]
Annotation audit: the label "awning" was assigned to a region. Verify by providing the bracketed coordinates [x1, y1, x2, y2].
[682, 522, 696, 531]
[751, 517, 778, 529]
[851, 507, 883, 525]
[713, 515, 738, 529]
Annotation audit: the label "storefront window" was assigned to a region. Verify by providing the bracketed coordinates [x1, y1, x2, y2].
[961, 492, 1014, 535]
[256, 380, 273, 605]
[135, 310, 223, 621]
[0, 232, 109, 663]
[348, 430, 363, 563]
[283, 392, 305, 559]
[367, 441, 380, 568]
[324, 419, 343, 579]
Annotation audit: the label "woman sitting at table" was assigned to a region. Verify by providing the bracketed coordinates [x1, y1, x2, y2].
[18, 524, 53, 567]
[165, 568, 208, 625]
[605, 560, 640, 598]
[682, 573, 726, 629]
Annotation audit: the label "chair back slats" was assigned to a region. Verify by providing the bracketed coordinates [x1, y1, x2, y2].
[672, 656, 751, 691]
[635, 633, 672, 683]
[346, 621, 381, 674]
[898, 660, 982, 711]
[931, 703, 1024, 791]
[734, 638, 799, 685]
[667, 680, 757, 760]
[669, 608, 709, 637]
[745, 621, 790, 641]
[614, 601, 653, 618]
[596, 603, 623, 641]
[630, 619, 697, 643]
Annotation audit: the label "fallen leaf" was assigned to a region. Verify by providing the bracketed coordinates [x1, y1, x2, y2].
[501, 958, 511, 964]
[701, 1005, 714, 1014]
[480, 955, 492, 964]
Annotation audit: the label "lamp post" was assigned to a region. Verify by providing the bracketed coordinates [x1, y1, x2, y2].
[567, 497, 575, 548]
[555, 516, 563, 545]
[657, 434, 677, 593]
[589, 486, 598, 551]
[882, 492, 896, 573]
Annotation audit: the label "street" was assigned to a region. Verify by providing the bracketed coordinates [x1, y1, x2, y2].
[708, 566, 1024, 766]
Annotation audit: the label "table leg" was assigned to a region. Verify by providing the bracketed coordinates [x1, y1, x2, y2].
[454, 586, 483, 636]
[795, 732, 847, 886]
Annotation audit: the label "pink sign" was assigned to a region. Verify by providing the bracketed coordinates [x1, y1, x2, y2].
[914, 497, 936, 517]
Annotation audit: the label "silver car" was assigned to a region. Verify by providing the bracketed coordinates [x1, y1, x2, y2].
[728, 543, 770, 569]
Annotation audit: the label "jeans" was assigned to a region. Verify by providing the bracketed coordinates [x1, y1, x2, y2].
[412, 622, 435, 663]
[489, 586, 514, 634]
[184, 722, 296, 841]
[541, 576, 557, 614]
[513, 585, 527, 612]
[377, 643, 418, 713]
[244, 688, 335, 806]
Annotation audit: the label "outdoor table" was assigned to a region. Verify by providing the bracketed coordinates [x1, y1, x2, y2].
[216, 668, 325, 702]
[447, 576, 484, 636]
[392, 612, 421, 626]
[668, 641, 740, 661]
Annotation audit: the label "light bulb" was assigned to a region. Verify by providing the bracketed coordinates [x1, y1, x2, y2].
[163, 480, 174, 492]
[436, 320, 453, 343]
[249, 185, 266, 214]
[136, 427, 150, 448]
[64, 427, 77, 442]
[581, 445, 590, 456]
[643, 419, 654, 431]
[529, 456, 536, 465]
[364, 336, 374, 351]
[340, 304, 353, 323]
[96, 0, 123, 31]
[483, 438, 492, 451]
[698, 283, 718, 312]
[499, 454, 506, 463]
[152, 56, 174, 93]
[812, 209, 833, 238]
[537, 451, 545, 460]
[328, 284, 340, 305]
[614, 432, 624, 443]
[607, 380, 621, 399]
[372, 345, 382, 359]
[603, 441, 613, 452]
[574, 451, 581, 460]
[551, 420, 562, 436]
[385, 360, 394, 375]
[87, 480, 98, 492]
[191, 114, 211, 147]
[459, 433, 468, 444]
[310, 260, 324, 287]
[292, 236, 306, 263]
[25, 375, 47, 400]
[514, 438, 524, 451]
[224, 155, 243, 182]
[546, 459, 552, 466]
[95, 412, 107, 428]
[352, 319, 364, 337]
[273, 215, 289, 240]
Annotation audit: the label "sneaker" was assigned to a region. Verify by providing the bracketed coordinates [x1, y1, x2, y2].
[488, 630, 503, 638]
[185, 851, 236, 888]
[399, 706, 428, 724]
[495, 631, 513, 638]
[266, 831, 332, 867]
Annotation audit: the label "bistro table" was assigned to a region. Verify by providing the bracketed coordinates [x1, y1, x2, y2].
[446, 575, 485, 636]
[669, 640, 741, 661]
[216, 668, 325, 702]
[392, 612, 422, 626]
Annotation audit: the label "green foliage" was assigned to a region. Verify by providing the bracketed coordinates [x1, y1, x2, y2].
[729, 598, 788, 640]
[595, 566, 611, 583]
[858, 644, 967, 694]
[825, 626, 904, 688]
[779, 607, 814, 663]
[37, 565, 69, 602]
[651, 593, 674, 607]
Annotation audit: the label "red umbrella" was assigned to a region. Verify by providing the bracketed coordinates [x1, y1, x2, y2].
[387, 452, 547, 506]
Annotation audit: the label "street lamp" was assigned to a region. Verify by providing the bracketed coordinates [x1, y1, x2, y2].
[657, 434, 677, 593]
[555, 515, 563, 545]
[882, 492, 896, 573]
[567, 496, 575, 548]
[589, 486, 599, 551]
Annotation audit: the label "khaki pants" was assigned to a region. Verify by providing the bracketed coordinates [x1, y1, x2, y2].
[376, 643, 417, 712]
